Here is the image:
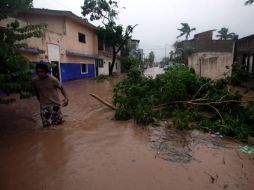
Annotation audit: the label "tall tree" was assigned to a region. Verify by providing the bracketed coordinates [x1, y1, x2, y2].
[216, 27, 238, 40]
[245, 0, 254, 5]
[177, 23, 196, 40]
[0, 0, 46, 103]
[148, 51, 155, 64]
[81, 0, 136, 76]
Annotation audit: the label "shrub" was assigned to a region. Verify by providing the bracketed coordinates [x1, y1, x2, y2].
[113, 62, 254, 140]
[94, 74, 108, 82]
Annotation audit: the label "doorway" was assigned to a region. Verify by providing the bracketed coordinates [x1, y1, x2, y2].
[51, 61, 60, 80]
[47, 44, 61, 81]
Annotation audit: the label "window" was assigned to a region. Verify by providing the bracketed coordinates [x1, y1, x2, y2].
[96, 59, 103, 68]
[78, 32, 86, 43]
[81, 64, 88, 74]
[98, 37, 104, 50]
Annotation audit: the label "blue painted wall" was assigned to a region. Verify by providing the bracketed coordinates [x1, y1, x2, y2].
[61, 63, 95, 81]
[32, 62, 95, 82]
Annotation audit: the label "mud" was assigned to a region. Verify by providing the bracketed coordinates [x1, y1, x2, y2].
[0, 75, 254, 190]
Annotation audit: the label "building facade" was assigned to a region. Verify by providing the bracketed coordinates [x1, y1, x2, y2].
[1, 8, 121, 81]
[234, 34, 254, 74]
[177, 30, 234, 79]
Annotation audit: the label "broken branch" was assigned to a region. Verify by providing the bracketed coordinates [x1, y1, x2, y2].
[90, 93, 116, 110]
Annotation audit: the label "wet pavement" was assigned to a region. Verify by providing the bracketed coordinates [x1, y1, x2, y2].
[144, 67, 164, 78]
[0, 74, 254, 190]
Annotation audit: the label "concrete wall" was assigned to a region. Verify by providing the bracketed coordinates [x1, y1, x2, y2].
[194, 30, 213, 41]
[61, 63, 95, 81]
[98, 56, 121, 75]
[188, 52, 233, 79]
[1, 12, 122, 80]
[64, 18, 98, 58]
[1, 15, 99, 81]
[16, 14, 66, 34]
[234, 35, 254, 74]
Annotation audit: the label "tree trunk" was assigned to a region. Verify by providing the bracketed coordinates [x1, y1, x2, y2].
[109, 46, 117, 76]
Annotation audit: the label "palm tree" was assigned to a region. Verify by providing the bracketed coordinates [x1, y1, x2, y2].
[216, 27, 238, 40]
[245, 0, 254, 5]
[177, 23, 196, 40]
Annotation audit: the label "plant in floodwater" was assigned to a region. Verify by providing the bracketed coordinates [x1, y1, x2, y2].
[94, 74, 108, 82]
[115, 107, 131, 120]
[113, 61, 254, 141]
[227, 62, 251, 86]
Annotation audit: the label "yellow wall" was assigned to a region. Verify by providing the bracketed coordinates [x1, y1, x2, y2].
[16, 14, 65, 34]
[1, 14, 99, 64]
[65, 18, 98, 56]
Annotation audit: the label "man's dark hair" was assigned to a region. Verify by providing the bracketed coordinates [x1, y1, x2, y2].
[35, 63, 49, 72]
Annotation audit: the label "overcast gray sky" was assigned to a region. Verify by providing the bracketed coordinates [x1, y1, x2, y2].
[34, 0, 254, 61]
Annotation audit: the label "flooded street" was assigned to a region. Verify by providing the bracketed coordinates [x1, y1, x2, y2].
[0, 75, 254, 190]
[144, 67, 164, 78]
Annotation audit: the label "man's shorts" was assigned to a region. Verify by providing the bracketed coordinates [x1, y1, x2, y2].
[40, 104, 63, 127]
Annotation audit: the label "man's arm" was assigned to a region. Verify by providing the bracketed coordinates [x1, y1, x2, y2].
[59, 86, 68, 107]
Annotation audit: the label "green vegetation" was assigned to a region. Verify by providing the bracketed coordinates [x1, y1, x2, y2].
[245, 0, 254, 6]
[228, 62, 251, 85]
[94, 74, 108, 82]
[216, 27, 238, 40]
[81, 0, 136, 76]
[0, 0, 46, 102]
[113, 63, 254, 140]
[121, 57, 144, 73]
[177, 23, 196, 40]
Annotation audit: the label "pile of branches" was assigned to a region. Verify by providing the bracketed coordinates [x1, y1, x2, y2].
[113, 64, 254, 140]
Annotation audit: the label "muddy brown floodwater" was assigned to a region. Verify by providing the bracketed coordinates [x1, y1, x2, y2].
[0, 76, 254, 190]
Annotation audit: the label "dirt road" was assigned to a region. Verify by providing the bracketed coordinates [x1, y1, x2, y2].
[0, 77, 253, 190]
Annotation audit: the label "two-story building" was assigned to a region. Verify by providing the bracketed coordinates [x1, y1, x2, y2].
[176, 30, 235, 79]
[97, 37, 121, 75]
[234, 34, 254, 74]
[1, 8, 121, 81]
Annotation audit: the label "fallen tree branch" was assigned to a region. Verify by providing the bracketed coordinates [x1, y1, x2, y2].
[192, 80, 212, 100]
[153, 98, 209, 109]
[207, 104, 224, 122]
[152, 99, 254, 121]
[192, 69, 231, 100]
[90, 93, 116, 110]
[153, 99, 254, 109]
[190, 100, 254, 105]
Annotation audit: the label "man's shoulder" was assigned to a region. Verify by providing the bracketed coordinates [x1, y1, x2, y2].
[47, 75, 61, 87]
[48, 75, 60, 82]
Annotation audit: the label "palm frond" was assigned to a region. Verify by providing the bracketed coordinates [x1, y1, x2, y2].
[245, 0, 254, 5]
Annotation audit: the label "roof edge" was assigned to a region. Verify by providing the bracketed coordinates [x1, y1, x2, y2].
[19, 8, 97, 30]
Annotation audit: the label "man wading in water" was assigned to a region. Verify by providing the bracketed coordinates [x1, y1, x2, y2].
[32, 64, 68, 127]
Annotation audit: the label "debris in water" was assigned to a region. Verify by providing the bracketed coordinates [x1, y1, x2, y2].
[240, 145, 254, 154]
[211, 132, 224, 138]
[204, 172, 218, 184]
[224, 184, 229, 189]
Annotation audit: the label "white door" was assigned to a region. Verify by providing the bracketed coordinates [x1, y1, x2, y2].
[47, 44, 61, 82]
